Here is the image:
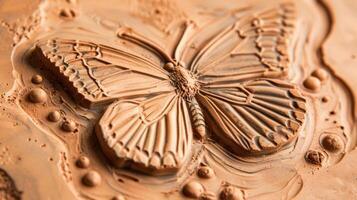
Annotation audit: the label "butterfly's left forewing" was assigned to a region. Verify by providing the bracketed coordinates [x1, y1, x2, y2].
[33, 38, 174, 107]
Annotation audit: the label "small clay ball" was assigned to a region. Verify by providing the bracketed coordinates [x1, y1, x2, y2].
[31, 74, 43, 84]
[303, 76, 321, 92]
[82, 170, 102, 187]
[111, 195, 125, 200]
[321, 135, 343, 153]
[76, 156, 90, 168]
[312, 69, 328, 81]
[305, 150, 325, 166]
[197, 166, 214, 179]
[220, 186, 244, 200]
[182, 181, 204, 198]
[61, 120, 76, 132]
[28, 88, 47, 103]
[47, 111, 61, 122]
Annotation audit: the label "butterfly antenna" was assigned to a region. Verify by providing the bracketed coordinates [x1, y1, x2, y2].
[173, 20, 196, 63]
[116, 26, 173, 63]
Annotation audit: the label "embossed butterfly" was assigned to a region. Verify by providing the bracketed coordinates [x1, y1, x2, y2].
[33, 3, 306, 175]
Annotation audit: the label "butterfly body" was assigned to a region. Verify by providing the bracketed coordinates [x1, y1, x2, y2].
[164, 62, 207, 139]
[33, 2, 306, 175]
[188, 98, 207, 140]
[167, 62, 200, 100]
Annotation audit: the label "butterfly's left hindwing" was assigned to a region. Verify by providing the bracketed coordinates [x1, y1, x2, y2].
[96, 93, 193, 175]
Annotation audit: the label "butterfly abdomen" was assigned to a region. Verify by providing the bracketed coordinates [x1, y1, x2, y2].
[189, 98, 206, 140]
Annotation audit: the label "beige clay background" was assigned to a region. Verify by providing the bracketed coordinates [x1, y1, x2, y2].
[0, 0, 357, 199]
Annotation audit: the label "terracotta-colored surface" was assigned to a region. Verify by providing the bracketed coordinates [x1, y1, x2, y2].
[0, 0, 356, 199]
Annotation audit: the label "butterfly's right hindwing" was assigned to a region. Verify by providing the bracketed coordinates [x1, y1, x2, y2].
[197, 79, 306, 155]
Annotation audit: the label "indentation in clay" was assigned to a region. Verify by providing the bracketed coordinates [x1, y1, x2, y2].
[59, 8, 76, 19]
[305, 150, 326, 166]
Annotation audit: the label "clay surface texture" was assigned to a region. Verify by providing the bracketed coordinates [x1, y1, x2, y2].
[0, 0, 356, 199]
